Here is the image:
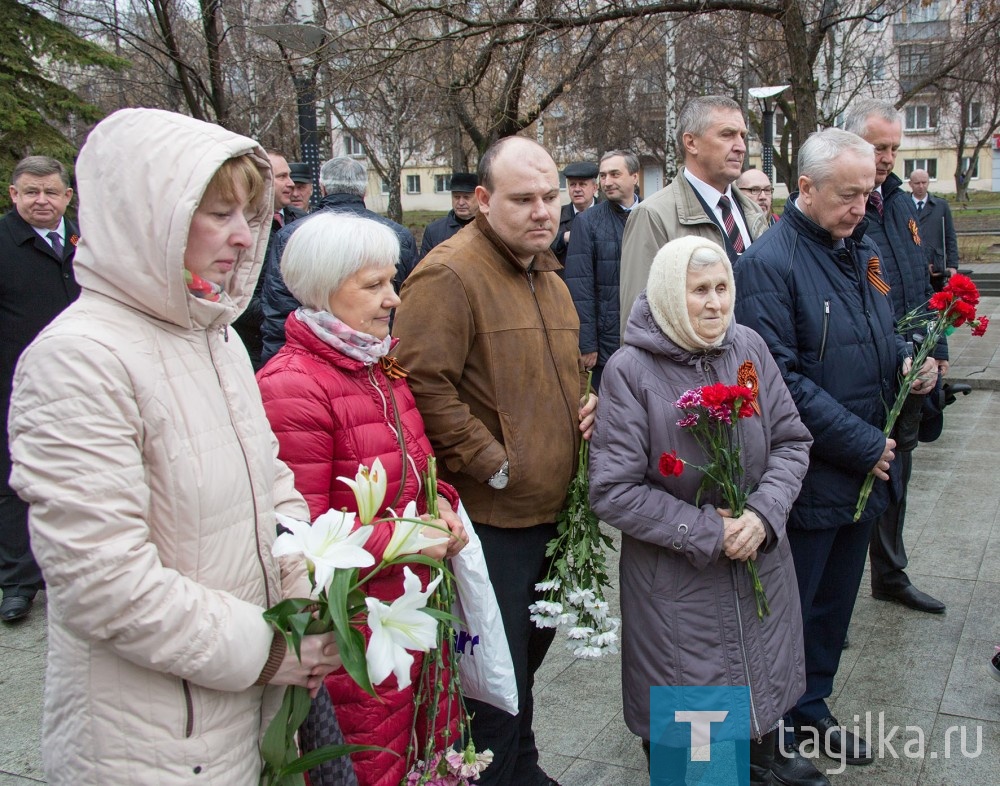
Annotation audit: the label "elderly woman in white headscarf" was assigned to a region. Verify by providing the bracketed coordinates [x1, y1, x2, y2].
[7, 108, 341, 785]
[588, 236, 812, 784]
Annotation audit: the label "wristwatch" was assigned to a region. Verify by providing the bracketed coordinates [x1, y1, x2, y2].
[488, 459, 510, 490]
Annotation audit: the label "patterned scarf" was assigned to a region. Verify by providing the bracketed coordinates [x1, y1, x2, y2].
[185, 269, 224, 302]
[296, 308, 392, 366]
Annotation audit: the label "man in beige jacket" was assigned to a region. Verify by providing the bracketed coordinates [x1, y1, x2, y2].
[618, 95, 768, 339]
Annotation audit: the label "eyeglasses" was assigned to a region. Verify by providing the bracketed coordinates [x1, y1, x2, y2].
[739, 186, 774, 196]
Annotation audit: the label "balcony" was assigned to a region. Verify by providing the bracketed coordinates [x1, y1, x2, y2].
[893, 19, 950, 42]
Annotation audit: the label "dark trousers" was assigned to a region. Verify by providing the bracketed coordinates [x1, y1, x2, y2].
[786, 519, 874, 727]
[869, 450, 913, 592]
[642, 729, 777, 785]
[0, 494, 41, 598]
[466, 522, 558, 786]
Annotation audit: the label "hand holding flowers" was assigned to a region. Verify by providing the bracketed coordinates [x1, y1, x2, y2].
[531, 374, 621, 659]
[662, 375, 771, 619]
[260, 458, 479, 786]
[853, 273, 989, 521]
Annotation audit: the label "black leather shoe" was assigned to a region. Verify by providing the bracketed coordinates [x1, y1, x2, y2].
[771, 740, 831, 786]
[872, 584, 945, 614]
[0, 595, 32, 623]
[806, 716, 873, 765]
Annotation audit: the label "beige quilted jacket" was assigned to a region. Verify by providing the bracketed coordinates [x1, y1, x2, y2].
[7, 109, 310, 785]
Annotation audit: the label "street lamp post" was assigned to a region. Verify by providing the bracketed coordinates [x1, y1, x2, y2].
[255, 22, 327, 204]
[749, 85, 789, 182]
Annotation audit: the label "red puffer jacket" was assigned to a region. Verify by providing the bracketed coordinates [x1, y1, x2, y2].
[258, 313, 460, 786]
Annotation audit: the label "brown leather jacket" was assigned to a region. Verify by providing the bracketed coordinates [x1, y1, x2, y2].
[394, 214, 588, 527]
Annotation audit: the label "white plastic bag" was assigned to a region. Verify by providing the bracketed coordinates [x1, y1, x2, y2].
[450, 503, 519, 715]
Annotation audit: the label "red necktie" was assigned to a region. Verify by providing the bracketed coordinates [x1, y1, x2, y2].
[718, 195, 745, 254]
[869, 191, 884, 218]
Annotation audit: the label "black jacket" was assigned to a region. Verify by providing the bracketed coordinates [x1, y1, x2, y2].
[563, 199, 631, 366]
[915, 193, 959, 276]
[0, 209, 80, 493]
[260, 193, 417, 363]
[232, 205, 306, 370]
[735, 197, 906, 528]
[866, 173, 946, 360]
[418, 211, 474, 261]
[551, 200, 596, 265]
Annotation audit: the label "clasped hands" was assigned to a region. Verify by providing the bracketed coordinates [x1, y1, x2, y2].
[718, 507, 765, 563]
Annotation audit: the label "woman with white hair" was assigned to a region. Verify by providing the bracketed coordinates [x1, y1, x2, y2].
[588, 236, 812, 784]
[257, 212, 468, 786]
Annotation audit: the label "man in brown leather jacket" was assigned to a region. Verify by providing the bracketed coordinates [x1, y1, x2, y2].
[393, 136, 596, 786]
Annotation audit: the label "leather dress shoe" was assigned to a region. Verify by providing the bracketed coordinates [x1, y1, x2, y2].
[806, 716, 873, 765]
[0, 595, 32, 623]
[872, 584, 945, 614]
[771, 742, 831, 786]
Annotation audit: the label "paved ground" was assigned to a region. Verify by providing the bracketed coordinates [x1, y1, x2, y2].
[2, 297, 999, 785]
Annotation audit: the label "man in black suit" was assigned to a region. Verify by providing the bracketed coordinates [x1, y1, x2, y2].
[909, 168, 959, 292]
[1, 156, 80, 623]
[551, 161, 599, 265]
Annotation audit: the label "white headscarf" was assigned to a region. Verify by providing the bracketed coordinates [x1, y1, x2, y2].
[645, 236, 735, 352]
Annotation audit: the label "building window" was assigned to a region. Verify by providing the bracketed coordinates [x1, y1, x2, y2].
[898, 45, 934, 89]
[866, 56, 887, 82]
[961, 156, 980, 179]
[967, 102, 982, 128]
[381, 178, 390, 195]
[904, 104, 938, 132]
[343, 133, 365, 157]
[902, 0, 940, 22]
[559, 173, 567, 190]
[406, 175, 422, 194]
[904, 158, 937, 179]
[772, 110, 787, 139]
[434, 174, 452, 193]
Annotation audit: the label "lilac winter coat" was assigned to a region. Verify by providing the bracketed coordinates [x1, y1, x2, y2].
[589, 294, 812, 740]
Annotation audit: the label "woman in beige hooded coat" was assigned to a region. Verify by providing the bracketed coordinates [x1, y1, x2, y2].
[7, 108, 340, 785]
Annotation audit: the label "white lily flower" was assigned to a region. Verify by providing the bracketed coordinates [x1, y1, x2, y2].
[567, 626, 595, 640]
[365, 567, 443, 689]
[382, 500, 449, 561]
[273, 509, 374, 593]
[336, 458, 387, 524]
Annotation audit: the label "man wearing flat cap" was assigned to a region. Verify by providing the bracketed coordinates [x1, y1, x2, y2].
[551, 161, 599, 265]
[419, 172, 480, 260]
[288, 162, 315, 211]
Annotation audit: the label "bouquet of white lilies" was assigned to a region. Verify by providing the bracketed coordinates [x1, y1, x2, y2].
[260, 458, 488, 786]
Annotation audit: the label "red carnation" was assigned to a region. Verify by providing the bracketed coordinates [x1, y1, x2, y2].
[972, 316, 990, 337]
[659, 450, 684, 478]
[951, 300, 977, 327]
[700, 383, 731, 408]
[929, 291, 953, 312]
[728, 385, 757, 419]
[945, 273, 979, 306]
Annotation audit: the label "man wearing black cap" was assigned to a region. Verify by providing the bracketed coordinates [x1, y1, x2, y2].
[551, 161, 599, 264]
[418, 172, 479, 259]
[288, 162, 315, 211]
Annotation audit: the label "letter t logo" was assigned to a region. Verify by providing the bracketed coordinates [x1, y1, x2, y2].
[674, 710, 729, 761]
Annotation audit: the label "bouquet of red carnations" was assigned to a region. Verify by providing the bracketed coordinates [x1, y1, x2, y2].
[660, 375, 770, 619]
[853, 273, 989, 521]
